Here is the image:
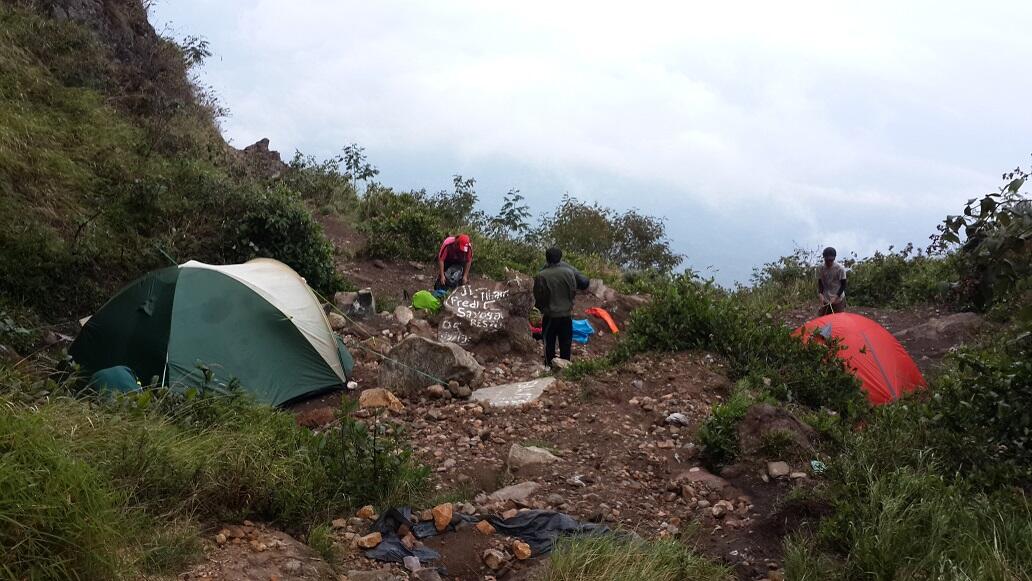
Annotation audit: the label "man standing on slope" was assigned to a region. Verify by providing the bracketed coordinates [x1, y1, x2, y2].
[435, 233, 473, 291]
[817, 246, 848, 315]
[534, 247, 589, 366]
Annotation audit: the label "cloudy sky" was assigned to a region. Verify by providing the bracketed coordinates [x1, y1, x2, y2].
[151, 0, 1032, 284]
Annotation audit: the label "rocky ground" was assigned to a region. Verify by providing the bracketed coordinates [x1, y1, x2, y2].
[179, 219, 982, 581]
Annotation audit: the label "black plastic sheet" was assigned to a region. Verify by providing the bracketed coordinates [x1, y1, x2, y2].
[363, 507, 610, 565]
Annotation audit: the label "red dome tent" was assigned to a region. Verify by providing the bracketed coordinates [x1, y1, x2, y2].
[794, 313, 926, 405]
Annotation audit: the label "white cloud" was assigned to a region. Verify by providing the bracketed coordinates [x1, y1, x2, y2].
[152, 0, 1032, 283]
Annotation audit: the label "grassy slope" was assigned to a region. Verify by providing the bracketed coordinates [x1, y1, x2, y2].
[0, 4, 391, 578]
[0, 2, 341, 325]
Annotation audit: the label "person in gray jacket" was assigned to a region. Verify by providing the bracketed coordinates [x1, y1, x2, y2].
[533, 247, 588, 365]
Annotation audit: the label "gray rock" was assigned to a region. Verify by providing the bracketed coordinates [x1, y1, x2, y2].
[394, 305, 415, 326]
[551, 357, 572, 370]
[282, 559, 302, 574]
[334, 291, 358, 310]
[487, 481, 541, 505]
[508, 444, 559, 471]
[379, 336, 484, 394]
[327, 312, 348, 332]
[426, 384, 448, 399]
[448, 380, 472, 398]
[407, 318, 434, 339]
[767, 461, 791, 479]
[587, 278, 621, 301]
[736, 404, 816, 457]
[354, 289, 377, 318]
[403, 555, 421, 572]
[895, 312, 984, 357]
[482, 548, 508, 570]
[546, 493, 567, 506]
[674, 467, 732, 492]
[664, 412, 691, 427]
[472, 377, 555, 408]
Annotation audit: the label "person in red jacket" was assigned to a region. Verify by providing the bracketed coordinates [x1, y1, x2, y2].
[435, 234, 473, 290]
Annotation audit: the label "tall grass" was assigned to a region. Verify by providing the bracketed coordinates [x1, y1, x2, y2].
[546, 536, 732, 581]
[0, 377, 429, 579]
[786, 325, 1032, 579]
[786, 462, 1032, 580]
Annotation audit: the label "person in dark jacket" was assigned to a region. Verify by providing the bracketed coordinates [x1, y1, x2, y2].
[533, 247, 588, 365]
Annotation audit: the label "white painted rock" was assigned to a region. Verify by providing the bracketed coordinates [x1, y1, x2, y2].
[472, 377, 556, 408]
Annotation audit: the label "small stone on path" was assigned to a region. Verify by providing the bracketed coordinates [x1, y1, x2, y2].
[356, 532, 383, 549]
[767, 461, 791, 479]
[432, 503, 453, 532]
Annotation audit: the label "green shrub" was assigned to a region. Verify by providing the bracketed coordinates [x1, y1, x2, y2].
[698, 389, 754, 468]
[846, 245, 959, 308]
[318, 398, 431, 509]
[224, 185, 343, 294]
[789, 324, 1032, 578]
[920, 332, 1032, 489]
[546, 535, 731, 581]
[282, 149, 364, 213]
[357, 187, 447, 262]
[620, 275, 864, 416]
[758, 429, 803, 460]
[741, 248, 818, 310]
[539, 196, 681, 272]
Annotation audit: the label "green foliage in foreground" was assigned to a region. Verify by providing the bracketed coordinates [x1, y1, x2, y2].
[786, 325, 1032, 579]
[0, 371, 428, 579]
[546, 535, 732, 581]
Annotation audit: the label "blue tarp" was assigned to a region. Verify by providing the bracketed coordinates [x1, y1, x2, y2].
[572, 318, 595, 344]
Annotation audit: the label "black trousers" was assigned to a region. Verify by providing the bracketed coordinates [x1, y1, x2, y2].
[542, 316, 573, 363]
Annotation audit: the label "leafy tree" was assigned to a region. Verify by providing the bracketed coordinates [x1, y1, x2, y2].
[486, 189, 532, 240]
[932, 165, 1032, 310]
[539, 195, 681, 272]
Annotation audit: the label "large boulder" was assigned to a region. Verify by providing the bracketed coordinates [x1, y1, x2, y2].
[378, 336, 484, 394]
[438, 276, 536, 354]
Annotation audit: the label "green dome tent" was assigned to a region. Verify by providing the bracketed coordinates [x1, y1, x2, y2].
[70, 259, 354, 406]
